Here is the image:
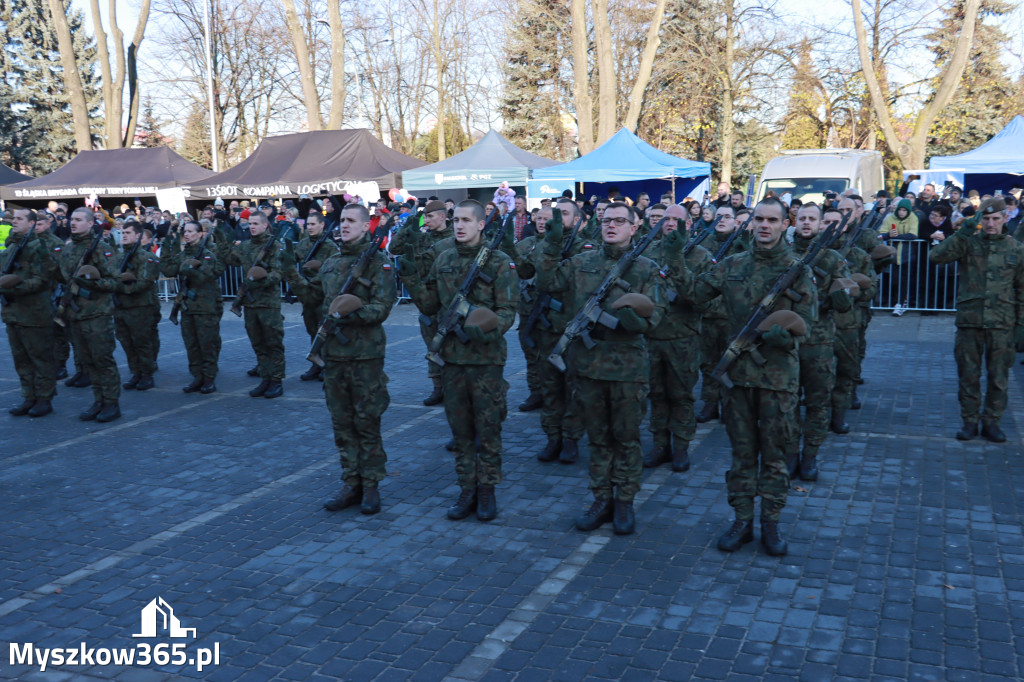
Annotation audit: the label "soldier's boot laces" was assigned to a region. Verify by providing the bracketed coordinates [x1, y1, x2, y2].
[717, 519, 754, 552]
[696, 402, 719, 423]
[760, 519, 788, 556]
[423, 378, 444, 406]
[785, 452, 800, 480]
[28, 400, 53, 418]
[643, 439, 670, 469]
[981, 421, 1006, 443]
[360, 487, 381, 515]
[575, 498, 613, 532]
[956, 421, 979, 441]
[9, 399, 35, 417]
[800, 447, 819, 482]
[78, 401, 103, 421]
[263, 381, 284, 399]
[671, 441, 690, 472]
[249, 379, 271, 398]
[476, 486, 497, 522]
[613, 500, 635, 535]
[183, 377, 204, 393]
[559, 439, 579, 464]
[538, 439, 562, 462]
[300, 364, 322, 381]
[447, 488, 477, 520]
[324, 484, 363, 511]
[135, 376, 155, 391]
[122, 373, 141, 390]
[518, 393, 542, 412]
[96, 402, 121, 423]
[829, 409, 850, 435]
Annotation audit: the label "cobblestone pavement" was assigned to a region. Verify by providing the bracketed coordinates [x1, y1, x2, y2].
[1, 304, 1023, 681]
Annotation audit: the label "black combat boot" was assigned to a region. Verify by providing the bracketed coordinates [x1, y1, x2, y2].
[78, 401, 103, 421]
[447, 488, 477, 520]
[612, 500, 635, 535]
[247, 365, 260, 377]
[300, 364, 322, 381]
[199, 380, 217, 394]
[9, 399, 35, 416]
[122, 374, 141, 390]
[324, 484, 363, 511]
[671, 441, 690, 472]
[445, 437, 456, 451]
[135, 376, 155, 391]
[183, 377, 203, 393]
[717, 519, 754, 552]
[476, 486, 497, 521]
[66, 372, 90, 388]
[800, 446, 819, 482]
[830, 409, 850, 434]
[96, 402, 121, 423]
[643, 439, 670, 468]
[360, 486, 381, 515]
[518, 393, 542, 412]
[760, 519, 788, 556]
[981, 421, 1006, 443]
[850, 387, 862, 410]
[538, 439, 562, 462]
[575, 498, 613, 531]
[559, 439, 579, 464]
[956, 421, 979, 441]
[786, 452, 800, 480]
[696, 402, 719, 423]
[249, 379, 270, 397]
[263, 381, 284, 399]
[423, 378, 444, 406]
[28, 400, 53, 418]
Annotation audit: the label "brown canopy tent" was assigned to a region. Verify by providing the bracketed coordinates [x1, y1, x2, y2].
[0, 162, 31, 186]
[187, 129, 425, 201]
[0, 147, 213, 201]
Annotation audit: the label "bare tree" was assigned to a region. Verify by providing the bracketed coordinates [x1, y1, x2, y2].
[623, 0, 667, 131]
[46, 0, 93, 151]
[280, 0, 323, 129]
[87, 0, 151, 147]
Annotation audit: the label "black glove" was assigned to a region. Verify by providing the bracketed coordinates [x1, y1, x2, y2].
[545, 211, 564, 243]
[614, 306, 648, 333]
[663, 229, 684, 254]
[828, 288, 852, 313]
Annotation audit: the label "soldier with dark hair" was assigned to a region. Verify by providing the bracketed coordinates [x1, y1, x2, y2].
[285, 211, 339, 382]
[115, 221, 161, 392]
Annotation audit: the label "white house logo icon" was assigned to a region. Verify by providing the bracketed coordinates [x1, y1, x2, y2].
[434, 174, 445, 184]
[132, 597, 197, 639]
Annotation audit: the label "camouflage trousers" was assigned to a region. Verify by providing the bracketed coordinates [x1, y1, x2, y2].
[789, 341, 836, 451]
[575, 376, 646, 503]
[443, 364, 508, 489]
[151, 304, 161, 362]
[856, 305, 871, 379]
[300, 298, 323, 342]
[832, 326, 860, 411]
[181, 313, 222, 381]
[54, 320, 71, 370]
[243, 306, 285, 381]
[648, 336, 701, 446]
[699, 316, 729, 409]
[954, 327, 1015, 424]
[518, 329, 543, 398]
[723, 386, 796, 522]
[536, 330, 583, 441]
[7, 323, 56, 401]
[71, 316, 121, 402]
[115, 306, 159, 377]
[420, 318, 441, 380]
[324, 358, 390, 486]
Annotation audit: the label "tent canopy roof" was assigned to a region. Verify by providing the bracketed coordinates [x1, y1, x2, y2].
[533, 128, 711, 182]
[0, 147, 213, 200]
[929, 115, 1024, 174]
[402, 129, 558, 190]
[0, 163, 31, 186]
[188, 129, 424, 200]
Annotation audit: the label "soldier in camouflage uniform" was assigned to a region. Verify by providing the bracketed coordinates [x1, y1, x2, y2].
[399, 200, 516, 522]
[697, 204, 751, 423]
[930, 197, 1024, 443]
[520, 200, 589, 464]
[218, 212, 286, 398]
[286, 211, 339, 382]
[514, 211, 546, 412]
[787, 204, 852, 481]
[674, 198, 818, 556]
[1, 209, 59, 417]
[298, 204, 397, 515]
[56, 208, 122, 423]
[390, 200, 454, 406]
[114, 221, 161, 391]
[33, 214, 72, 380]
[643, 204, 712, 472]
[536, 202, 665, 536]
[160, 221, 225, 394]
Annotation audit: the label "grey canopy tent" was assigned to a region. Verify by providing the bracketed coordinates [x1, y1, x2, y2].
[0, 163, 30, 186]
[186, 129, 425, 200]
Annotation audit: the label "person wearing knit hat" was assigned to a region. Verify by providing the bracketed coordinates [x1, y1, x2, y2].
[881, 199, 920, 309]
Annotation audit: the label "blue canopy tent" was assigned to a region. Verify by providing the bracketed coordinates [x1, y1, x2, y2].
[532, 128, 711, 203]
[928, 115, 1024, 195]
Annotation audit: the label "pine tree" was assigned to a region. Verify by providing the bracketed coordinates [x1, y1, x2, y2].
[780, 40, 827, 150]
[137, 98, 167, 148]
[412, 115, 472, 163]
[178, 102, 212, 168]
[0, 0, 101, 173]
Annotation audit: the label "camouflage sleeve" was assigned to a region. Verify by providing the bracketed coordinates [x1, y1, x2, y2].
[671, 255, 725, 307]
[534, 234, 572, 294]
[349, 255, 397, 326]
[1015, 243, 1024, 327]
[640, 262, 666, 333]
[491, 259, 518, 336]
[409, 259, 442, 316]
[249, 248, 284, 289]
[4, 243, 53, 296]
[82, 247, 121, 293]
[514, 238, 537, 280]
[187, 250, 225, 284]
[387, 218, 419, 257]
[793, 265, 819, 336]
[120, 255, 160, 294]
[928, 228, 969, 265]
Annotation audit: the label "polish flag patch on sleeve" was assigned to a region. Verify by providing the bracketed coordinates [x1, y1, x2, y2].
[509, 262, 516, 270]
[382, 262, 392, 270]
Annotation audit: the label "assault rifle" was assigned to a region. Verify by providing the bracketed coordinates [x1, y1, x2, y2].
[423, 209, 503, 367]
[519, 211, 584, 349]
[836, 203, 887, 260]
[712, 213, 753, 262]
[169, 228, 214, 326]
[112, 238, 142, 308]
[547, 216, 666, 373]
[662, 217, 720, 304]
[0, 229, 34, 306]
[306, 216, 394, 367]
[54, 227, 104, 327]
[230, 222, 287, 317]
[709, 213, 850, 389]
[284, 224, 334, 304]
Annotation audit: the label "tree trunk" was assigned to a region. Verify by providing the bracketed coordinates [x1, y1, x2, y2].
[107, 0, 125, 148]
[48, 0, 93, 151]
[592, 0, 616, 144]
[327, 0, 346, 129]
[718, 0, 736, 186]
[432, 0, 445, 160]
[623, 0, 666, 133]
[569, 0, 594, 153]
[280, 0, 322, 130]
[88, 0, 114, 146]
[121, 0, 151, 147]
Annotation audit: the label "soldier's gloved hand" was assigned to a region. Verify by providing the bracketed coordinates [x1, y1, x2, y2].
[613, 306, 649, 334]
[663, 229, 685, 254]
[828, 287, 852, 313]
[464, 323, 496, 344]
[875, 255, 896, 271]
[545, 212, 564, 243]
[959, 216, 980, 235]
[762, 323, 793, 349]
[501, 222, 516, 254]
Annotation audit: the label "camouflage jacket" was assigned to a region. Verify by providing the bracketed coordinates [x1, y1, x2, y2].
[673, 239, 818, 393]
[114, 245, 160, 309]
[412, 240, 517, 366]
[315, 234, 397, 362]
[36, 230, 66, 272]
[159, 239, 226, 315]
[834, 236, 877, 329]
[390, 219, 453, 278]
[702, 228, 750, 319]
[57, 231, 119, 321]
[519, 231, 593, 332]
[221, 231, 284, 308]
[646, 236, 714, 340]
[0, 231, 58, 327]
[536, 239, 665, 382]
[792, 235, 851, 344]
[929, 228, 1024, 330]
[515, 235, 542, 316]
[286, 233, 340, 306]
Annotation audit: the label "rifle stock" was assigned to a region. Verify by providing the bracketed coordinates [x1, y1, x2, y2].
[54, 228, 103, 327]
[520, 213, 583, 349]
[230, 222, 287, 317]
